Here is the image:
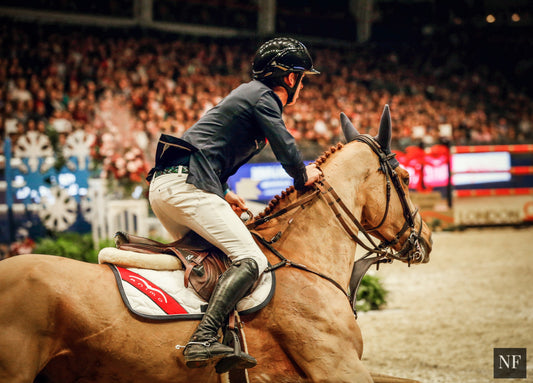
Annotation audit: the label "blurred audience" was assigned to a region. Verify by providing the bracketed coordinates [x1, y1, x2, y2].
[1, 19, 532, 167]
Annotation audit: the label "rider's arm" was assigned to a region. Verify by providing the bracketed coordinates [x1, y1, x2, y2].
[254, 94, 308, 190]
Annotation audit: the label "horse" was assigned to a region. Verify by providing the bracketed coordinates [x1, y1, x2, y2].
[0, 105, 432, 383]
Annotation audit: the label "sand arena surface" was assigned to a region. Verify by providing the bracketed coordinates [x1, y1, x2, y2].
[357, 227, 533, 383]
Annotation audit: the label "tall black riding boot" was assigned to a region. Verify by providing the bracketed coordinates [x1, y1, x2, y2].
[183, 258, 259, 370]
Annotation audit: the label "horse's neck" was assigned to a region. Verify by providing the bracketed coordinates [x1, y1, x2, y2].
[256, 151, 364, 288]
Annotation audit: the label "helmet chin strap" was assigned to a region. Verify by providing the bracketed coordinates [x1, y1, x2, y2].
[280, 72, 304, 105]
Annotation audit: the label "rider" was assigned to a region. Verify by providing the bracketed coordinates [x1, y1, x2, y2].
[147, 37, 322, 372]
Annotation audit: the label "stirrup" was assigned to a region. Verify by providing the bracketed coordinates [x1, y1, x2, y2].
[215, 326, 257, 373]
[181, 335, 235, 369]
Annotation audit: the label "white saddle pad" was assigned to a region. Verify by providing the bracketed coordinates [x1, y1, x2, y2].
[99, 248, 275, 320]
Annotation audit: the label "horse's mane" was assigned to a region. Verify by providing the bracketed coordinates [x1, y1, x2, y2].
[256, 142, 344, 219]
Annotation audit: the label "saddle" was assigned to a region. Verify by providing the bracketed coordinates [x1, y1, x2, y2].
[114, 231, 231, 301]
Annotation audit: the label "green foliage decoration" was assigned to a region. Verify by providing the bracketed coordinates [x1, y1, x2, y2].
[33, 232, 114, 264]
[355, 274, 388, 312]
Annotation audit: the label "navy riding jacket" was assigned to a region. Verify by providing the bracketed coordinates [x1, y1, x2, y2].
[149, 80, 307, 199]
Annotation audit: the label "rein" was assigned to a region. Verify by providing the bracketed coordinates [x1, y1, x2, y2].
[248, 136, 424, 315]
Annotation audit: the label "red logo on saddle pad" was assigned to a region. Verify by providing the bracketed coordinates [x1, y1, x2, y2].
[117, 267, 188, 315]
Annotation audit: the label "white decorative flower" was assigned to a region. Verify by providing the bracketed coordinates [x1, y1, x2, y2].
[79, 193, 93, 223]
[125, 150, 135, 161]
[126, 161, 138, 173]
[64, 130, 95, 171]
[39, 187, 78, 232]
[115, 157, 126, 169]
[14, 131, 55, 173]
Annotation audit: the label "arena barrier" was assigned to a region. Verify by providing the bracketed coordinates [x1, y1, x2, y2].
[451, 144, 533, 226]
[387, 143, 533, 227]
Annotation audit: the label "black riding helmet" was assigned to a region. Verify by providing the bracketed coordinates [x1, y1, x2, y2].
[252, 37, 320, 104]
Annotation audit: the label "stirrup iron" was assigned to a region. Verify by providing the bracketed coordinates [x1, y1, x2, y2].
[215, 315, 257, 373]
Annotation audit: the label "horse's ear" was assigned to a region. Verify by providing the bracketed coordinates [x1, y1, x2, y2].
[340, 112, 360, 142]
[376, 104, 392, 153]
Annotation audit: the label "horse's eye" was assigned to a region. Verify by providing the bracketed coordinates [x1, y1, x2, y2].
[402, 175, 410, 186]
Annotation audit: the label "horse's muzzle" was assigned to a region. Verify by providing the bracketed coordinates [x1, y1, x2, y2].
[418, 235, 432, 263]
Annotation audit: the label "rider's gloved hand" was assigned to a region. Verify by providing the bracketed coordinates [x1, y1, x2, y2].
[304, 163, 323, 186]
[225, 190, 248, 216]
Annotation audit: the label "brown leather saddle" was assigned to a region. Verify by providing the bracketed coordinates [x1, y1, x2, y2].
[114, 231, 231, 301]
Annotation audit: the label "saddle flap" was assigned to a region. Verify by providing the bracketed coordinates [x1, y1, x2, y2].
[115, 232, 230, 301]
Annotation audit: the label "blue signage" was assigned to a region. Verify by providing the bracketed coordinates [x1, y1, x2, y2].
[227, 162, 308, 202]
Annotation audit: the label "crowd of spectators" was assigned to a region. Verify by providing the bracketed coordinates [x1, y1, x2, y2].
[1, 19, 532, 173]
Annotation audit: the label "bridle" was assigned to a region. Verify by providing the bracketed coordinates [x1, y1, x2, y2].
[248, 135, 425, 315]
[347, 134, 424, 264]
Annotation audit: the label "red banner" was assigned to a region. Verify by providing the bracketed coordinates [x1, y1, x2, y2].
[394, 145, 450, 191]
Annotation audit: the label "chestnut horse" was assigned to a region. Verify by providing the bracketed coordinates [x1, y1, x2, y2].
[0, 106, 432, 383]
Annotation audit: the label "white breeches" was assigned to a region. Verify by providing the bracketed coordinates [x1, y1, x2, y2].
[149, 172, 268, 274]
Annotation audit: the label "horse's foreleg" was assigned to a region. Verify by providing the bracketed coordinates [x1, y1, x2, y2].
[291, 319, 373, 383]
[370, 372, 421, 383]
[260, 284, 373, 383]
